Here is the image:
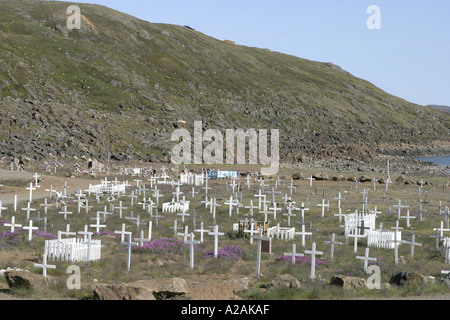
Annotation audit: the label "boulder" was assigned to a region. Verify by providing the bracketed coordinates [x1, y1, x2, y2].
[332, 175, 345, 181]
[313, 173, 329, 181]
[389, 271, 426, 287]
[4, 271, 49, 291]
[359, 176, 372, 183]
[292, 172, 305, 181]
[330, 276, 366, 290]
[270, 274, 301, 289]
[93, 278, 189, 300]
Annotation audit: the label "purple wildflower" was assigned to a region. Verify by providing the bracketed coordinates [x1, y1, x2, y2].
[203, 246, 243, 261]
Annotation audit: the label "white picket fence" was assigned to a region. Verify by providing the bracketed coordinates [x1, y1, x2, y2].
[44, 238, 102, 262]
[267, 226, 295, 241]
[180, 173, 204, 186]
[88, 182, 126, 195]
[344, 213, 376, 236]
[162, 201, 190, 213]
[367, 230, 402, 249]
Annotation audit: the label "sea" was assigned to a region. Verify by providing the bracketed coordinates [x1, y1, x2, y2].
[416, 156, 450, 173]
[416, 156, 450, 166]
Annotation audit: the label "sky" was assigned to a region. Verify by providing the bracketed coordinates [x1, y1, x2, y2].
[59, 0, 450, 106]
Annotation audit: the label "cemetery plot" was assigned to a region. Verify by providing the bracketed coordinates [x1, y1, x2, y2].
[0, 162, 450, 300]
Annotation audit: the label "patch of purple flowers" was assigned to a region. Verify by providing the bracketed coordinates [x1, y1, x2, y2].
[133, 238, 190, 254]
[276, 255, 329, 266]
[203, 246, 243, 261]
[35, 231, 57, 240]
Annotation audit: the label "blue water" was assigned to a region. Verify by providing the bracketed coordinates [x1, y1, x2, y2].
[416, 156, 450, 166]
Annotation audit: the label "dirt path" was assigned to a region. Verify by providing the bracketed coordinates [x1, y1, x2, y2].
[0, 170, 97, 206]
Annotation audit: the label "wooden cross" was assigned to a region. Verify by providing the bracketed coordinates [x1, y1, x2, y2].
[78, 226, 94, 266]
[134, 230, 150, 247]
[284, 243, 304, 265]
[324, 233, 342, 260]
[333, 207, 346, 223]
[4, 216, 22, 232]
[251, 229, 270, 279]
[34, 254, 56, 278]
[90, 215, 106, 233]
[333, 192, 345, 211]
[308, 176, 315, 188]
[59, 224, 76, 238]
[294, 203, 310, 222]
[403, 232, 422, 258]
[61, 181, 70, 197]
[269, 201, 282, 220]
[295, 223, 312, 247]
[400, 209, 416, 228]
[356, 247, 377, 272]
[58, 205, 72, 220]
[115, 201, 128, 219]
[208, 225, 224, 258]
[121, 233, 138, 271]
[389, 221, 405, 264]
[0, 201, 7, 217]
[184, 233, 200, 271]
[254, 189, 265, 210]
[23, 219, 38, 241]
[194, 222, 210, 243]
[283, 203, 296, 227]
[26, 183, 36, 203]
[304, 242, 323, 281]
[317, 199, 329, 218]
[115, 223, 132, 242]
[394, 200, 407, 221]
[244, 222, 259, 245]
[21, 202, 36, 221]
[287, 179, 296, 195]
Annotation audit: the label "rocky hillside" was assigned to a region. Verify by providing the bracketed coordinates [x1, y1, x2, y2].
[0, 0, 449, 172]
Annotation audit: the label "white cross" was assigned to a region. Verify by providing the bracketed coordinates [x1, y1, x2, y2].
[333, 192, 345, 211]
[34, 254, 56, 278]
[58, 206, 72, 220]
[244, 222, 259, 245]
[295, 224, 312, 247]
[389, 221, 405, 265]
[26, 183, 36, 203]
[194, 222, 210, 243]
[294, 203, 309, 222]
[356, 247, 377, 272]
[21, 202, 36, 221]
[115, 223, 132, 242]
[269, 201, 282, 220]
[317, 199, 329, 218]
[0, 201, 7, 217]
[184, 233, 200, 271]
[308, 176, 315, 188]
[208, 225, 224, 258]
[254, 189, 265, 210]
[403, 234, 422, 258]
[304, 242, 323, 281]
[90, 215, 106, 233]
[4, 216, 22, 232]
[60, 224, 76, 238]
[251, 229, 270, 279]
[134, 230, 150, 247]
[23, 219, 39, 241]
[324, 233, 342, 260]
[284, 243, 304, 264]
[121, 233, 138, 271]
[400, 209, 416, 228]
